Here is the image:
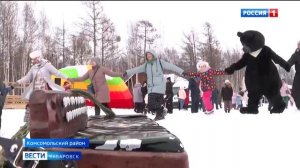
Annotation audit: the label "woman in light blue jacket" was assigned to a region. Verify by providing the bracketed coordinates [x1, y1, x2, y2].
[124, 49, 186, 120]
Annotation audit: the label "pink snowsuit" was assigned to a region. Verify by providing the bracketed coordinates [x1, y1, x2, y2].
[187, 68, 225, 112]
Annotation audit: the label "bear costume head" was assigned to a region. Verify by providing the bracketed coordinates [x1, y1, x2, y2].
[237, 30, 265, 53]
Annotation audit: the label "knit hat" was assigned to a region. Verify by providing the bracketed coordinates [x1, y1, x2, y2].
[225, 79, 230, 84]
[29, 50, 42, 59]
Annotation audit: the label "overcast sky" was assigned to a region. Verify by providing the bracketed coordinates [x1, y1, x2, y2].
[26, 1, 300, 61]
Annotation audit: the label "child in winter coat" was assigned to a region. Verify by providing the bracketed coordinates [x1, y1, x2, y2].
[178, 86, 186, 110]
[188, 78, 200, 113]
[0, 80, 14, 130]
[63, 81, 72, 91]
[186, 61, 226, 114]
[133, 83, 144, 113]
[235, 92, 243, 110]
[280, 79, 291, 108]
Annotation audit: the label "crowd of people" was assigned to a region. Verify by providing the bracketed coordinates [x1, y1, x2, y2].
[0, 39, 299, 127]
[132, 76, 295, 117]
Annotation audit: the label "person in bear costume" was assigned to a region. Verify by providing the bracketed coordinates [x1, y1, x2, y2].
[225, 30, 291, 114]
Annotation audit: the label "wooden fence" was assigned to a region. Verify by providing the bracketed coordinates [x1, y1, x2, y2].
[4, 95, 26, 109]
[3, 82, 28, 109]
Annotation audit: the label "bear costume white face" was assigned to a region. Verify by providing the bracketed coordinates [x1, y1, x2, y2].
[237, 30, 265, 54]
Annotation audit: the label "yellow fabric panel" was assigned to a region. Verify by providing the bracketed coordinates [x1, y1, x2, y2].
[108, 84, 127, 92]
[73, 82, 88, 90]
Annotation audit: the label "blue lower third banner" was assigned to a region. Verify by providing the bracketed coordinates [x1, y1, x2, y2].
[23, 151, 82, 160]
[23, 138, 89, 148]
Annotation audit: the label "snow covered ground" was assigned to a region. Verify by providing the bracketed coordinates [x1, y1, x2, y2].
[1, 104, 300, 168]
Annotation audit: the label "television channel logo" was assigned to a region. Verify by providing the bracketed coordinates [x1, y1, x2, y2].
[23, 151, 82, 160]
[241, 9, 278, 18]
[23, 151, 47, 160]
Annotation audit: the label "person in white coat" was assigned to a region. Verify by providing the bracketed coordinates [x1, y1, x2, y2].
[16, 50, 67, 122]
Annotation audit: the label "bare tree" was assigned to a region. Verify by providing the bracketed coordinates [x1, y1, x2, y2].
[126, 20, 160, 69]
[70, 31, 92, 65]
[53, 20, 71, 68]
[127, 22, 143, 68]
[161, 48, 180, 65]
[82, 1, 103, 58]
[0, 1, 18, 83]
[137, 20, 160, 56]
[200, 22, 222, 69]
[222, 49, 245, 91]
[18, 2, 38, 77]
[99, 15, 121, 66]
[181, 30, 202, 71]
[37, 11, 49, 55]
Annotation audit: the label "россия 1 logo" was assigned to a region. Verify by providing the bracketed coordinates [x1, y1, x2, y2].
[241, 9, 278, 17]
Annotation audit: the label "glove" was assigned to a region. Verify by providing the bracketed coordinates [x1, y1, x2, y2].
[122, 72, 127, 78]
[182, 71, 188, 76]
[283, 62, 291, 72]
[10, 85, 14, 90]
[224, 67, 234, 75]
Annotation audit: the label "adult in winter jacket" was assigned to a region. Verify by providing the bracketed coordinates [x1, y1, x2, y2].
[165, 77, 174, 114]
[198, 82, 206, 112]
[211, 88, 220, 110]
[133, 83, 144, 113]
[221, 80, 233, 113]
[141, 82, 148, 111]
[183, 88, 190, 110]
[17, 51, 67, 100]
[68, 57, 122, 116]
[124, 49, 185, 120]
[16, 50, 67, 122]
[0, 80, 14, 130]
[188, 78, 200, 113]
[288, 41, 300, 110]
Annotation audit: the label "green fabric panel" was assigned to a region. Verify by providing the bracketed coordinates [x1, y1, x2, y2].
[60, 68, 78, 78]
[60, 68, 91, 83]
[106, 77, 122, 85]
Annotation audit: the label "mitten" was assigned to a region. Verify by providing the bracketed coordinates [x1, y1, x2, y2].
[224, 67, 234, 75]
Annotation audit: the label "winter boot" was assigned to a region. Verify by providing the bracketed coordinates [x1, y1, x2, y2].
[270, 101, 286, 114]
[205, 110, 214, 115]
[154, 109, 165, 121]
[240, 107, 259, 114]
